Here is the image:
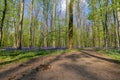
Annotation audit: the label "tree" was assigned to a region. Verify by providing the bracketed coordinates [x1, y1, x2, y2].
[52, 0, 57, 48]
[30, 0, 34, 48]
[0, 0, 7, 47]
[13, 0, 20, 48]
[18, 0, 24, 49]
[68, 0, 74, 49]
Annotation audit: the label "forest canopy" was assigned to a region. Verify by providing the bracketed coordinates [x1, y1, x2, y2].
[0, 0, 120, 49]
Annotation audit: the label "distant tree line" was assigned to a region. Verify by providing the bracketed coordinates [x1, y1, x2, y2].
[0, 0, 120, 49]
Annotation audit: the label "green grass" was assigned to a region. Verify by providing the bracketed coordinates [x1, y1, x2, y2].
[97, 49, 120, 63]
[0, 49, 81, 66]
[0, 49, 63, 66]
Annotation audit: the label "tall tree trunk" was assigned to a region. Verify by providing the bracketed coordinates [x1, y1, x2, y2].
[112, 8, 120, 48]
[92, 25, 95, 47]
[115, 1, 120, 48]
[68, 0, 74, 49]
[0, 0, 7, 47]
[76, 0, 81, 48]
[58, 0, 62, 48]
[30, 0, 34, 48]
[52, 0, 57, 48]
[13, 1, 18, 48]
[18, 0, 24, 49]
[104, 0, 109, 50]
[13, 17, 17, 48]
[98, 0, 105, 48]
[64, 0, 68, 48]
[116, 10, 120, 47]
[97, 25, 101, 48]
[42, 0, 48, 48]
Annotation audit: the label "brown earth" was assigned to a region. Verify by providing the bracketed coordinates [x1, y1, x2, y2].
[0, 49, 120, 80]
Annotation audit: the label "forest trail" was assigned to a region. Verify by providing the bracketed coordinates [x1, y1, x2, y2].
[0, 49, 120, 80]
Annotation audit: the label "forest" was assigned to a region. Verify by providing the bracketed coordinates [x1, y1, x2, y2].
[0, 0, 120, 80]
[0, 0, 120, 49]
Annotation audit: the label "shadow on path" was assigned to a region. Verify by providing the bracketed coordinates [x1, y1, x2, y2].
[60, 63, 103, 80]
[0, 49, 120, 80]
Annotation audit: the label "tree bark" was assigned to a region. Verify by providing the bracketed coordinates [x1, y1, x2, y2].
[104, 0, 109, 50]
[52, 0, 57, 48]
[68, 0, 74, 49]
[0, 0, 7, 47]
[30, 0, 34, 48]
[18, 0, 24, 49]
[112, 7, 120, 48]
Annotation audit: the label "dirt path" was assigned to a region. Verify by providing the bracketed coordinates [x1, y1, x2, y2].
[0, 49, 120, 80]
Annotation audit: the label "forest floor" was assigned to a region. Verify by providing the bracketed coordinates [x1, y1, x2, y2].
[0, 49, 120, 80]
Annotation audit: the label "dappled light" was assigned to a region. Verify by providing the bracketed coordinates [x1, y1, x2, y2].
[0, 0, 120, 80]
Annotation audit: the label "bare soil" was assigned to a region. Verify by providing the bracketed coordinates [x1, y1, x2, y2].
[0, 49, 120, 80]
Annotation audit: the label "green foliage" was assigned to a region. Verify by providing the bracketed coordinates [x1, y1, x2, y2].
[98, 49, 120, 63]
[0, 49, 82, 66]
[0, 0, 120, 48]
[0, 49, 62, 66]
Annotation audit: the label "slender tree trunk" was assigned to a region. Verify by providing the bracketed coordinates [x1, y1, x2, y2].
[113, 8, 120, 48]
[76, 0, 81, 48]
[98, 0, 105, 48]
[97, 24, 101, 48]
[92, 25, 95, 47]
[68, 0, 74, 49]
[104, 0, 109, 50]
[64, 0, 69, 48]
[33, 21, 36, 47]
[14, 23, 18, 48]
[13, 17, 17, 48]
[30, 0, 33, 48]
[18, 0, 24, 49]
[115, 2, 120, 48]
[0, 0, 7, 47]
[116, 11, 120, 47]
[42, 0, 48, 48]
[13, 1, 18, 48]
[52, 0, 57, 48]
